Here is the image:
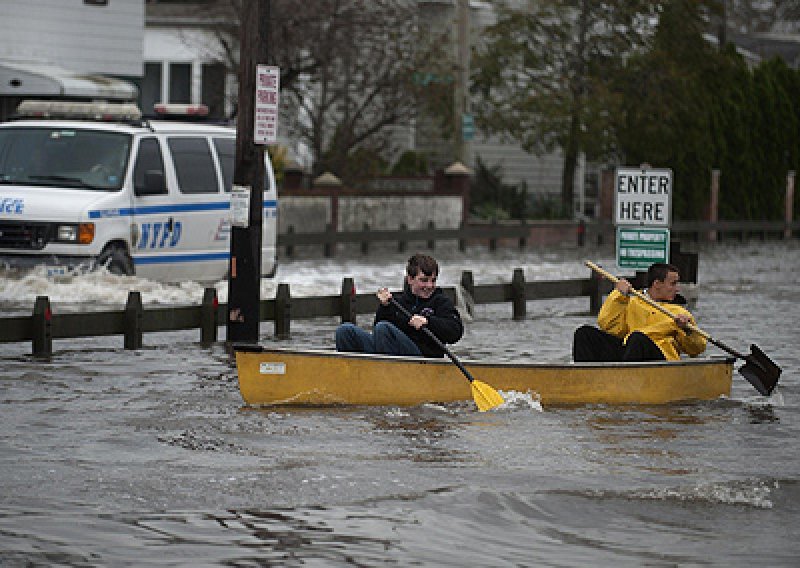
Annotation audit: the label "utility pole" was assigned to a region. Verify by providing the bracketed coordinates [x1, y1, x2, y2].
[454, 0, 470, 164]
[227, 0, 270, 344]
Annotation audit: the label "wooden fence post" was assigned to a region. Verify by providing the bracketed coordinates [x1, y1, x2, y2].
[286, 225, 295, 257]
[340, 277, 356, 324]
[201, 287, 218, 345]
[709, 169, 720, 242]
[589, 270, 603, 316]
[427, 220, 435, 250]
[32, 295, 52, 357]
[324, 223, 335, 257]
[361, 222, 370, 255]
[786, 170, 795, 240]
[124, 291, 143, 350]
[511, 268, 526, 320]
[458, 220, 467, 252]
[519, 219, 528, 248]
[460, 270, 474, 300]
[398, 223, 407, 253]
[274, 283, 291, 339]
[489, 219, 497, 251]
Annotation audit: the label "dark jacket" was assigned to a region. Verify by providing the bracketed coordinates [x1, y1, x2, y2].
[374, 287, 463, 357]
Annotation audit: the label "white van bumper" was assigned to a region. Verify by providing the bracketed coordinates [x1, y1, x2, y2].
[0, 253, 96, 274]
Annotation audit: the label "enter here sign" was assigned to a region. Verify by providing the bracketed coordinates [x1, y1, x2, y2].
[614, 167, 672, 227]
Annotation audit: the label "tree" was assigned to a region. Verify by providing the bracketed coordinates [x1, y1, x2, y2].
[470, 156, 528, 220]
[616, 0, 799, 221]
[188, 0, 451, 183]
[471, 0, 659, 216]
[614, 0, 722, 220]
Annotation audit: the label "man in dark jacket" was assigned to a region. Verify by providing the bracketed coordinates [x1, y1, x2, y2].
[335, 253, 463, 357]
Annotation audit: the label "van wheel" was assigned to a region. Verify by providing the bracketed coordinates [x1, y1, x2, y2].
[97, 246, 133, 276]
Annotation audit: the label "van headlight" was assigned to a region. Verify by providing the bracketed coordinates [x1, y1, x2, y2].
[55, 223, 95, 244]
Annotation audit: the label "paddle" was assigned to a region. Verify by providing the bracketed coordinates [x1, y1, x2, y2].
[585, 261, 782, 396]
[388, 297, 504, 411]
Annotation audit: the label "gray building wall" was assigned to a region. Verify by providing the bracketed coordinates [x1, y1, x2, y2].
[0, 0, 143, 77]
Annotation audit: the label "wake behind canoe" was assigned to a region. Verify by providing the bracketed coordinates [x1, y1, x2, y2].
[234, 346, 734, 407]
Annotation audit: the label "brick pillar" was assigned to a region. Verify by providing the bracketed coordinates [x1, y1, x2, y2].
[444, 161, 472, 223]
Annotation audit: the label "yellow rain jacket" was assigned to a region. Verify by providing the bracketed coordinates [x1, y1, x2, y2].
[597, 290, 707, 361]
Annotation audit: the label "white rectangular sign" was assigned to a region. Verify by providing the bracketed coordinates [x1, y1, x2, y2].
[254, 65, 280, 145]
[230, 184, 251, 228]
[614, 167, 672, 227]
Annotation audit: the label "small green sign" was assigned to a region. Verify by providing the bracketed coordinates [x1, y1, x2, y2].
[462, 113, 474, 141]
[616, 227, 670, 269]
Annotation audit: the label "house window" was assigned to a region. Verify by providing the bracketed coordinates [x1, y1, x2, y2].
[169, 63, 191, 104]
[140, 62, 163, 116]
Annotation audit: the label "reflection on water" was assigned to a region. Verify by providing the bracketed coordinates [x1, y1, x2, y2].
[746, 404, 780, 424]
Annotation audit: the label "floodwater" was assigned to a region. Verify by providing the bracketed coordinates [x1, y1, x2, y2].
[1, 241, 799, 566]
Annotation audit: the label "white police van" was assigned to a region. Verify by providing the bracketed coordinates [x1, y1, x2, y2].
[0, 100, 278, 283]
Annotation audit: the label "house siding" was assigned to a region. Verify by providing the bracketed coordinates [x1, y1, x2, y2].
[0, 0, 143, 76]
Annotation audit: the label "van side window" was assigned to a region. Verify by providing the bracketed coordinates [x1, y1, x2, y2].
[133, 137, 167, 196]
[213, 137, 235, 192]
[168, 137, 219, 194]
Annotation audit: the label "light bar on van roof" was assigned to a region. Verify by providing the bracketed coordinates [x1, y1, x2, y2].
[16, 100, 142, 121]
[153, 103, 209, 117]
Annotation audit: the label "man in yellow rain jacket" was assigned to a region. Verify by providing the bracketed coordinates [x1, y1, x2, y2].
[573, 262, 707, 362]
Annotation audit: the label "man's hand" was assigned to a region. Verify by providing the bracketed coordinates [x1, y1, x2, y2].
[377, 287, 392, 305]
[615, 278, 632, 296]
[408, 314, 428, 330]
[674, 313, 691, 329]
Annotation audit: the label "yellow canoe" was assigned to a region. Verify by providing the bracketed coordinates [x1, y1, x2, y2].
[235, 346, 734, 408]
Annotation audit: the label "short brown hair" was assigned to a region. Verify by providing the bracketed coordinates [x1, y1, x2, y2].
[406, 253, 438, 278]
[647, 262, 679, 287]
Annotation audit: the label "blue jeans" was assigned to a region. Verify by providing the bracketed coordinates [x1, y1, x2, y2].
[335, 321, 423, 357]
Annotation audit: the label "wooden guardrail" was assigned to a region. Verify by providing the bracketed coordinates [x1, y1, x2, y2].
[278, 219, 799, 257]
[0, 270, 615, 357]
[280, 220, 546, 257]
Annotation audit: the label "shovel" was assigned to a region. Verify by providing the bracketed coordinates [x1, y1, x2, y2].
[586, 261, 782, 396]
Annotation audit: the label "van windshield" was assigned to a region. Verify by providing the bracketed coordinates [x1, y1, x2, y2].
[0, 127, 131, 191]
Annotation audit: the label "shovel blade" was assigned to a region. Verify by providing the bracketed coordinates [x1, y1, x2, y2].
[739, 344, 782, 396]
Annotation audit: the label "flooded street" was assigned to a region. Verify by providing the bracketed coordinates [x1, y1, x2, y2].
[1, 241, 799, 566]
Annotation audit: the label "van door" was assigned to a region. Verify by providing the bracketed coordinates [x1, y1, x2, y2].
[131, 135, 228, 282]
[130, 136, 176, 279]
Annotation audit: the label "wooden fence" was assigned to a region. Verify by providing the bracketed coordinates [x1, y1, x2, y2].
[278, 219, 799, 257]
[0, 270, 616, 357]
[279, 220, 534, 257]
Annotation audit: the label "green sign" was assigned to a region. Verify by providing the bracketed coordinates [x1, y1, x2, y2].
[462, 113, 474, 141]
[616, 227, 670, 269]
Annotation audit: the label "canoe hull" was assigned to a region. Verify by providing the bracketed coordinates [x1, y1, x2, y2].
[235, 347, 734, 407]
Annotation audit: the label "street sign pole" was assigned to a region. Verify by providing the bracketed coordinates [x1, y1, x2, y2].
[227, 0, 270, 345]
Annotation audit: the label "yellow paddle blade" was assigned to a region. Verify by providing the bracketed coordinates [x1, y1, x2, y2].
[471, 380, 505, 411]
